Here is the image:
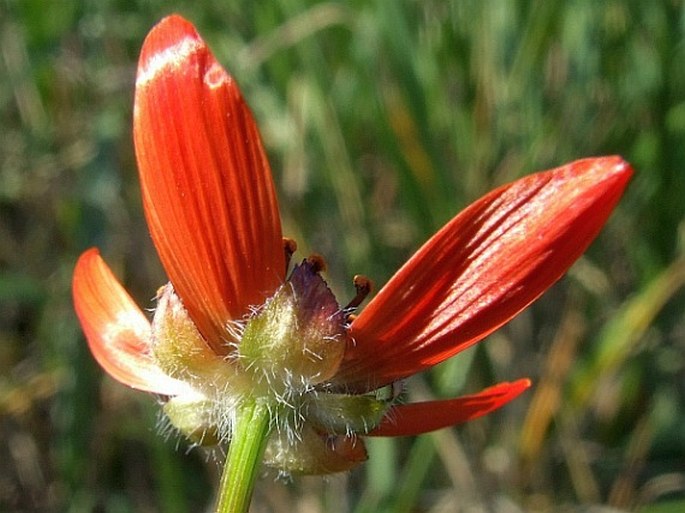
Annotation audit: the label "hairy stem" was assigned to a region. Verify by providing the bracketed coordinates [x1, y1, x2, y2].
[215, 400, 271, 513]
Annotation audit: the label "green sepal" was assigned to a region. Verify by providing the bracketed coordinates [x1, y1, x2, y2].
[164, 394, 220, 446]
[239, 262, 347, 392]
[308, 393, 390, 435]
[263, 423, 367, 475]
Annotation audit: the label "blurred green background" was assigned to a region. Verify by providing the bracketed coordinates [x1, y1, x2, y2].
[1, 0, 684, 511]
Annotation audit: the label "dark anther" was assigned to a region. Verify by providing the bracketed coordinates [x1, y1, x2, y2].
[283, 237, 298, 272]
[306, 253, 327, 274]
[345, 275, 372, 310]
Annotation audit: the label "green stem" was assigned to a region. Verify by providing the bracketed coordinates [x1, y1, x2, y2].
[215, 400, 271, 513]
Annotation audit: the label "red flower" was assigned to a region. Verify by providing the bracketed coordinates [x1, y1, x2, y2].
[72, 15, 632, 474]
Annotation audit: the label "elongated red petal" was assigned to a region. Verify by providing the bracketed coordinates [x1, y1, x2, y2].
[72, 248, 192, 395]
[339, 157, 632, 390]
[134, 15, 284, 351]
[368, 379, 531, 437]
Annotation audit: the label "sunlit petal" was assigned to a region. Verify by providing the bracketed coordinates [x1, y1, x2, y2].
[368, 379, 531, 437]
[72, 248, 193, 395]
[339, 157, 632, 390]
[134, 15, 284, 351]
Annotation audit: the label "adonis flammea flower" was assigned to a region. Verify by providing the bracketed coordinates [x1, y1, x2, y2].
[72, 15, 632, 478]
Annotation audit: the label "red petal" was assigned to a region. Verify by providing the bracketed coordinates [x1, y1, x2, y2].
[72, 249, 192, 395]
[339, 157, 632, 390]
[368, 379, 531, 437]
[134, 16, 284, 351]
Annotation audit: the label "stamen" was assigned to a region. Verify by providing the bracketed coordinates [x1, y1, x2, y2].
[345, 275, 372, 310]
[306, 254, 327, 274]
[283, 237, 298, 272]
